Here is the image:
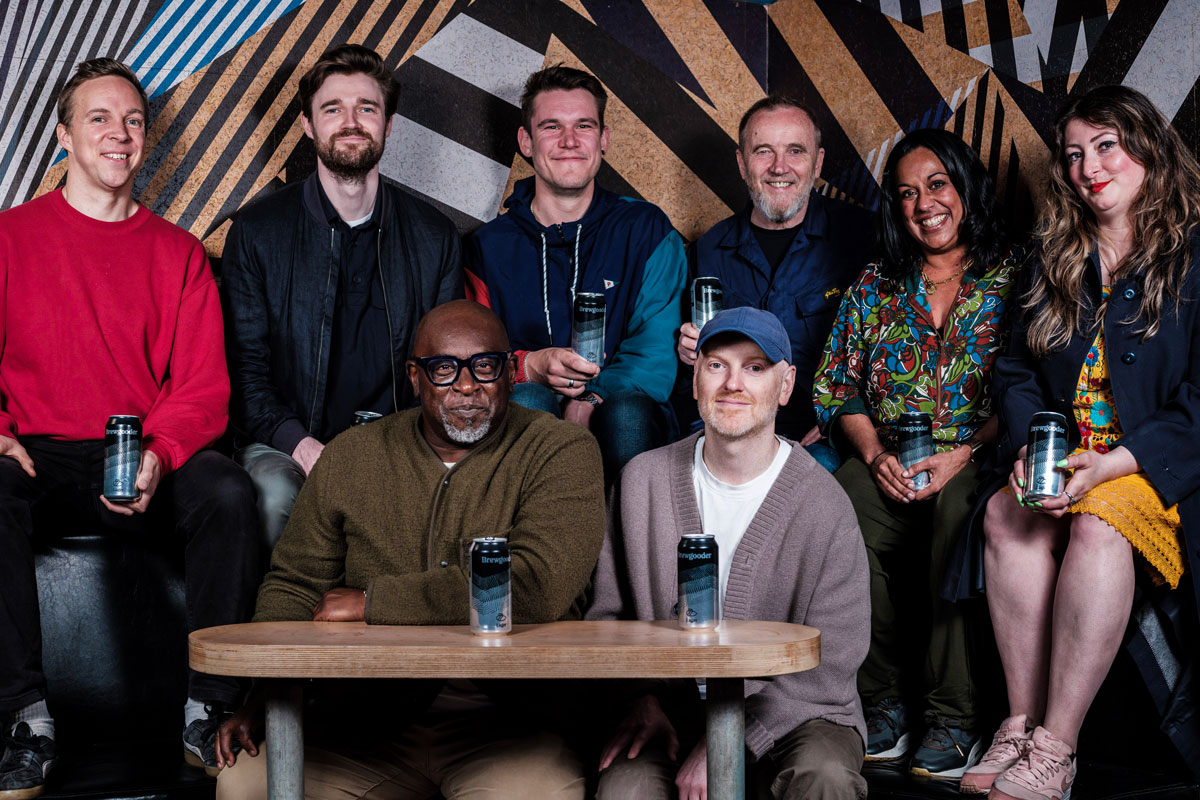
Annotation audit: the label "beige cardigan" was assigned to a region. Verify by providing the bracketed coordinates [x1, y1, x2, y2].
[587, 433, 870, 759]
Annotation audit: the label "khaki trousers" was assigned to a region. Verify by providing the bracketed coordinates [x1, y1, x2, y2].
[595, 718, 866, 800]
[216, 707, 583, 800]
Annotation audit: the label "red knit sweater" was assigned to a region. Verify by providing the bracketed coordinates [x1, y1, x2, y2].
[0, 190, 229, 474]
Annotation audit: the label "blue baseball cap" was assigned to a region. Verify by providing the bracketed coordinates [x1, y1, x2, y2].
[695, 307, 791, 364]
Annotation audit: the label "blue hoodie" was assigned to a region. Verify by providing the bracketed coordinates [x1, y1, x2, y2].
[466, 177, 686, 403]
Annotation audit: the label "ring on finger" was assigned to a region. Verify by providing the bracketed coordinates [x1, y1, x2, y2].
[1064, 490, 1076, 505]
[567, 378, 575, 388]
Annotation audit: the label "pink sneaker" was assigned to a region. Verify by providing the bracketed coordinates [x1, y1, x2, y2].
[959, 715, 1032, 794]
[989, 726, 1076, 800]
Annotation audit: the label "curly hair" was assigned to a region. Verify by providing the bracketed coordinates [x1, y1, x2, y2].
[876, 129, 1007, 282]
[1026, 84, 1200, 355]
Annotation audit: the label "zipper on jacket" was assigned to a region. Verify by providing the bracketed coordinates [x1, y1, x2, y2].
[423, 431, 492, 571]
[308, 228, 336, 431]
[375, 231, 400, 413]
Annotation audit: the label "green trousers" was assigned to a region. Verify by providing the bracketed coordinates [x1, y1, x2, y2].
[834, 456, 978, 726]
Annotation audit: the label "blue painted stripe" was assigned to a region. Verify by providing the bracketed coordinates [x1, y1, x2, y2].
[127, 0, 303, 98]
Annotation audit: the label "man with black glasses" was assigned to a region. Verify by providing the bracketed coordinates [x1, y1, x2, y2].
[214, 300, 605, 800]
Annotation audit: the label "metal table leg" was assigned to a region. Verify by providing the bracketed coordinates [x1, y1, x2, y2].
[265, 680, 304, 799]
[706, 677, 745, 800]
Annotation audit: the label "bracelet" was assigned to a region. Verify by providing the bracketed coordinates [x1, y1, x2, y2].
[869, 451, 889, 469]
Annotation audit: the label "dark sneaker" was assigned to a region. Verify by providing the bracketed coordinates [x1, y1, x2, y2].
[865, 697, 912, 761]
[182, 704, 237, 777]
[0, 722, 56, 800]
[909, 714, 982, 780]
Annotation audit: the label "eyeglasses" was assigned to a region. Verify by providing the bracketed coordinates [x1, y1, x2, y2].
[412, 351, 511, 386]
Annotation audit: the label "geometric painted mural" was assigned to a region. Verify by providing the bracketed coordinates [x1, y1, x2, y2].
[3, 0, 1199, 268]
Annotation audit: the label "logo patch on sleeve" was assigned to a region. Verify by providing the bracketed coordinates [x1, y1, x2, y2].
[603, 279, 617, 290]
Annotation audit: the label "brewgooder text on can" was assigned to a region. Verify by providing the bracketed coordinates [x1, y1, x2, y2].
[897, 411, 934, 491]
[1025, 412, 1068, 502]
[571, 293, 605, 367]
[677, 533, 719, 630]
[103, 415, 142, 503]
[469, 537, 511, 635]
[691, 277, 723, 330]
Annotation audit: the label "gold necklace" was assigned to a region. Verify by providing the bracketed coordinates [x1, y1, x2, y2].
[921, 260, 969, 295]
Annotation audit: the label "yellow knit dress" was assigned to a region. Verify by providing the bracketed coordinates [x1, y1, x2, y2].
[1070, 288, 1185, 587]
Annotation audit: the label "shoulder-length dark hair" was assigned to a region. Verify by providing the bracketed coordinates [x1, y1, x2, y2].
[876, 128, 1007, 281]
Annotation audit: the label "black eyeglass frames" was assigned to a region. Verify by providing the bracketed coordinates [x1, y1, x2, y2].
[411, 351, 512, 386]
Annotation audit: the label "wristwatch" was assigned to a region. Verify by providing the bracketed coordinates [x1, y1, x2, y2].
[579, 392, 602, 406]
[963, 437, 985, 461]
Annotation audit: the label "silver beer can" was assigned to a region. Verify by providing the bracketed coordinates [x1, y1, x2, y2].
[677, 533, 719, 630]
[1024, 412, 1069, 502]
[571, 293, 605, 367]
[691, 277, 724, 330]
[897, 411, 934, 491]
[469, 537, 511, 635]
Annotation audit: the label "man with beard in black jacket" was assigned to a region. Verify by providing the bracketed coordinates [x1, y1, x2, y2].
[222, 44, 462, 551]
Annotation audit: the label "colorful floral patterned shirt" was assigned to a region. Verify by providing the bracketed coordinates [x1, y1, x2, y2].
[1072, 286, 1122, 454]
[813, 255, 1019, 452]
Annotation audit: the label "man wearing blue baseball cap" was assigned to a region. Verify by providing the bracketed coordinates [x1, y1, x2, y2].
[587, 307, 870, 799]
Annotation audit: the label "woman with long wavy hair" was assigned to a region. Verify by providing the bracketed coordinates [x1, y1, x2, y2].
[964, 85, 1200, 800]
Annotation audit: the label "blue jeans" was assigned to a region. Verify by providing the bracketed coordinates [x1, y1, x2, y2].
[235, 443, 306, 554]
[512, 383, 669, 483]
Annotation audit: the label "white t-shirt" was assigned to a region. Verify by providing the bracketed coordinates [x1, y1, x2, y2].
[691, 435, 792, 604]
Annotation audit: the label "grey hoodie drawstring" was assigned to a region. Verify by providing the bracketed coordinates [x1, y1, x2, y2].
[539, 223, 584, 344]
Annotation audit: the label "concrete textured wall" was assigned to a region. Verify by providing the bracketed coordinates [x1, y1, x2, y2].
[1, 0, 1196, 259]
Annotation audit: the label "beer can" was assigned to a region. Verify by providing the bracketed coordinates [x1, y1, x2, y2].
[1024, 412, 1069, 502]
[677, 534, 719, 630]
[103, 415, 142, 502]
[571, 293, 605, 367]
[897, 411, 934, 491]
[691, 277, 724, 330]
[353, 411, 383, 426]
[469, 537, 511, 635]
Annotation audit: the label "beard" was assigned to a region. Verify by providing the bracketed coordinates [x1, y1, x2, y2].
[440, 409, 492, 444]
[698, 392, 776, 441]
[748, 177, 811, 225]
[315, 128, 384, 182]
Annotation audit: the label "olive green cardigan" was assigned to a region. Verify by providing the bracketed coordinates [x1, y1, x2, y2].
[253, 403, 606, 625]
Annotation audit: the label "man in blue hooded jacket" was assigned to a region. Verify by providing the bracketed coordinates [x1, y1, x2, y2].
[465, 65, 686, 482]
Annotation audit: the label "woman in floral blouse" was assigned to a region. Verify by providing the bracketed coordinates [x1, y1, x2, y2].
[813, 128, 1018, 780]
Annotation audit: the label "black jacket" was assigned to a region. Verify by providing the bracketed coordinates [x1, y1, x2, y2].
[221, 173, 462, 452]
[943, 244, 1200, 774]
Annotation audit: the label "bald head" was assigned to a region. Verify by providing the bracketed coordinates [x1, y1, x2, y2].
[407, 300, 515, 459]
[412, 300, 510, 358]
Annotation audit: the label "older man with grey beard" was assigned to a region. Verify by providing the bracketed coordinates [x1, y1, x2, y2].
[214, 300, 605, 800]
[675, 96, 875, 472]
[590, 307, 870, 800]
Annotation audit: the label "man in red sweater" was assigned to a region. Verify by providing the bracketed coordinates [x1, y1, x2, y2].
[0, 59, 259, 797]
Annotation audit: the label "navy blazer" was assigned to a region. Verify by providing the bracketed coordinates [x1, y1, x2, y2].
[944, 244, 1200, 610]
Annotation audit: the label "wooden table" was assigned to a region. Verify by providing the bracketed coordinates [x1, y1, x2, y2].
[190, 619, 820, 800]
